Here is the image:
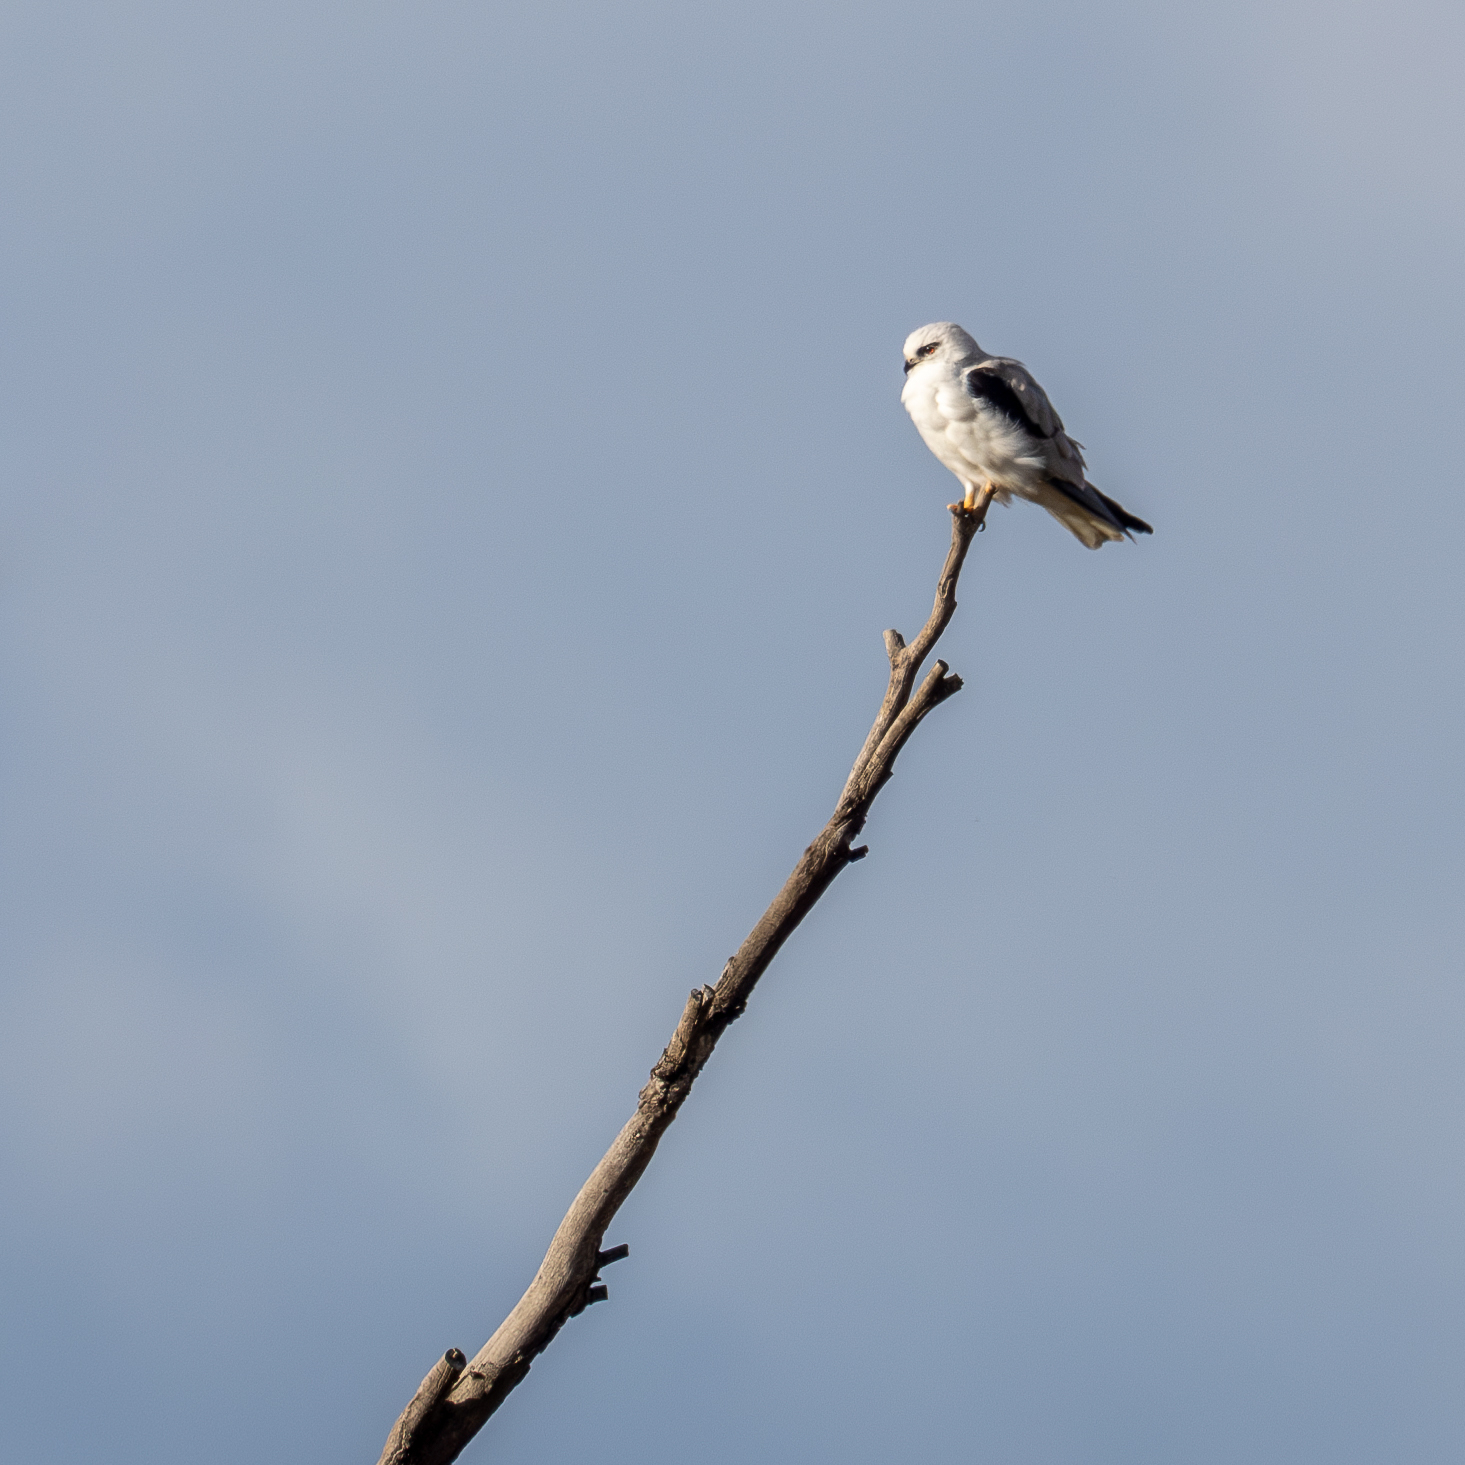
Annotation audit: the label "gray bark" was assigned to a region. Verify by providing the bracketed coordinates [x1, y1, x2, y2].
[375, 505, 987, 1465]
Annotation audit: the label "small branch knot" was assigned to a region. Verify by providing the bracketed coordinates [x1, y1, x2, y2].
[567, 1240, 630, 1319]
[376, 1347, 470, 1465]
[649, 986, 717, 1083]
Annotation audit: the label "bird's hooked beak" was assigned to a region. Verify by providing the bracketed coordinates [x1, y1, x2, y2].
[903, 358, 916, 375]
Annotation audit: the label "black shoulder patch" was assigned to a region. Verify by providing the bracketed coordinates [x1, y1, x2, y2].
[964, 369, 1048, 437]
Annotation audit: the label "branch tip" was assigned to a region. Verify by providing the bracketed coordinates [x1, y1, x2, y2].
[918, 660, 952, 695]
[597, 1243, 630, 1266]
[847, 845, 869, 862]
[585, 1285, 609, 1306]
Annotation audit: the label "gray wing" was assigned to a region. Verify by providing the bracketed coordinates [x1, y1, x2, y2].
[964, 357, 1148, 537]
[962, 356, 1063, 438]
[962, 356, 1088, 482]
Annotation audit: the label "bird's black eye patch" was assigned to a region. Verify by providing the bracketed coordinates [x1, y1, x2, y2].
[918, 343, 938, 356]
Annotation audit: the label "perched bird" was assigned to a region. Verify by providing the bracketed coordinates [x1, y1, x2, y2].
[901, 322, 1152, 549]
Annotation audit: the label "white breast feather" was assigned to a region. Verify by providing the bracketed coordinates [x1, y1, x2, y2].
[902, 362, 1048, 499]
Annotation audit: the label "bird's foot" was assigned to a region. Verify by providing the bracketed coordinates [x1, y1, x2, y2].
[950, 484, 995, 518]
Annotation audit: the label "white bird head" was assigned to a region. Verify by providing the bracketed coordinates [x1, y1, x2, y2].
[902, 321, 980, 374]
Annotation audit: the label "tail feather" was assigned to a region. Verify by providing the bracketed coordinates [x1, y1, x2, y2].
[1094, 486, 1153, 537]
[1045, 473, 1153, 540]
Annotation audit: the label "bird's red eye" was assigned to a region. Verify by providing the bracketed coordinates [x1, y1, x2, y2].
[919, 343, 937, 356]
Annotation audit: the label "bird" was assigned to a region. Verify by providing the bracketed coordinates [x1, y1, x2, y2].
[900, 322, 1152, 549]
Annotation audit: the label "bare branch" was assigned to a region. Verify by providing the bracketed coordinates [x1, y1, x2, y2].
[841, 499, 986, 803]
[375, 505, 987, 1465]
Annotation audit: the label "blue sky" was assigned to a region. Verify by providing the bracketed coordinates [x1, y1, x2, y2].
[2, 3, 1462, 1462]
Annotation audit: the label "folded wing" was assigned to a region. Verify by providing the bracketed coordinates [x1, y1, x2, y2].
[962, 358, 1152, 540]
